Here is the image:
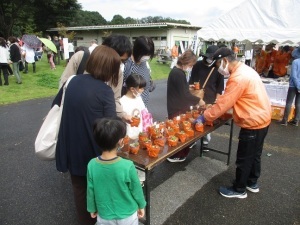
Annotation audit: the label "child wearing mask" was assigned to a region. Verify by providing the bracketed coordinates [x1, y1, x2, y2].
[120, 73, 147, 140]
[87, 117, 146, 224]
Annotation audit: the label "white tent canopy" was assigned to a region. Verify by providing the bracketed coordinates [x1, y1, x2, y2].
[197, 0, 300, 44]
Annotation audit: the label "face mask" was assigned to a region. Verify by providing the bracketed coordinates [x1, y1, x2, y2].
[133, 89, 141, 98]
[218, 59, 230, 77]
[120, 63, 125, 73]
[206, 58, 213, 64]
[140, 56, 150, 62]
[184, 66, 193, 73]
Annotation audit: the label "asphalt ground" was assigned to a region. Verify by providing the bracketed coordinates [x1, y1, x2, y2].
[0, 79, 299, 225]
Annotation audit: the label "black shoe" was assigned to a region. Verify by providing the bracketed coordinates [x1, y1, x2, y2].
[288, 120, 299, 126]
[23, 71, 28, 74]
[279, 120, 287, 126]
[219, 186, 247, 198]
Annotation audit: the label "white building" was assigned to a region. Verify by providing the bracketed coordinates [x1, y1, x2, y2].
[47, 22, 201, 53]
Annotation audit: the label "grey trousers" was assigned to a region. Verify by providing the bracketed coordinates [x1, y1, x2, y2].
[12, 62, 22, 83]
[97, 212, 138, 225]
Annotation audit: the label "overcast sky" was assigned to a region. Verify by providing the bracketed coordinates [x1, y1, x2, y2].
[77, 0, 245, 27]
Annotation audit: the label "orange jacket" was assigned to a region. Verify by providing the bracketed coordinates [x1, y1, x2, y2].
[272, 51, 291, 76]
[255, 50, 267, 74]
[265, 49, 277, 69]
[204, 62, 271, 129]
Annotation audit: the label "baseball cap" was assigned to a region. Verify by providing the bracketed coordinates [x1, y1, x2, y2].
[201, 45, 219, 58]
[213, 47, 234, 60]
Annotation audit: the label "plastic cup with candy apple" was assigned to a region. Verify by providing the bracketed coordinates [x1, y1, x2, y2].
[184, 127, 194, 137]
[168, 135, 178, 147]
[148, 145, 160, 158]
[130, 109, 141, 127]
[194, 82, 200, 90]
[154, 137, 166, 147]
[176, 131, 187, 143]
[138, 132, 148, 142]
[141, 138, 152, 150]
[129, 142, 140, 154]
[131, 116, 140, 127]
[195, 122, 204, 132]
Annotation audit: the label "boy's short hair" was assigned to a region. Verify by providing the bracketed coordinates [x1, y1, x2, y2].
[125, 73, 146, 90]
[93, 117, 126, 151]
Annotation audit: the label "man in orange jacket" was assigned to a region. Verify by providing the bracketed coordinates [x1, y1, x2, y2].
[196, 47, 271, 198]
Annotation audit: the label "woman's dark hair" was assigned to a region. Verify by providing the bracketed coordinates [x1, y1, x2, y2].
[75, 46, 88, 53]
[0, 37, 7, 48]
[8, 36, 18, 44]
[125, 73, 146, 90]
[85, 45, 120, 86]
[133, 36, 154, 63]
[93, 117, 126, 151]
[102, 34, 132, 58]
[177, 49, 197, 66]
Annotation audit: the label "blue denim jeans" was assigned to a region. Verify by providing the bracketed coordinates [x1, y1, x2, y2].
[283, 87, 300, 122]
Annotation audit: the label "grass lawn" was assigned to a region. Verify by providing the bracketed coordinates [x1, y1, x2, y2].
[0, 55, 171, 105]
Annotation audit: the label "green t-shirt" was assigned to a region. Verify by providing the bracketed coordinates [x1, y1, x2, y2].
[87, 156, 146, 220]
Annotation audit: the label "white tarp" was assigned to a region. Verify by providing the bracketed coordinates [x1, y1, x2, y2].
[197, 0, 300, 44]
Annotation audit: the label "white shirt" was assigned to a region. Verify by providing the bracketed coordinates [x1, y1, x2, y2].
[0, 46, 10, 63]
[23, 44, 35, 63]
[120, 95, 146, 139]
[68, 43, 74, 53]
[88, 43, 98, 53]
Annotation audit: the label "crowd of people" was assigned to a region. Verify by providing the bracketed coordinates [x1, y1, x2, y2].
[48, 35, 300, 224]
[0, 34, 64, 86]
[3, 32, 298, 223]
[253, 43, 294, 78]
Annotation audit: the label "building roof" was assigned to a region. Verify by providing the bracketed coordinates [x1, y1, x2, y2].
[47, 22, 201, 32]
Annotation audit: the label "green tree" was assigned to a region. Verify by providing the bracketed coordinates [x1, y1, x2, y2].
[110, 15, 126, 25]
[0, 0, 81, 38]
[70, 10, 107, 26]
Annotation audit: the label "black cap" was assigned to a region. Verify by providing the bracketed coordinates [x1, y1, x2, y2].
[213, 47, 234, 60]
[201, 45, 219, 58]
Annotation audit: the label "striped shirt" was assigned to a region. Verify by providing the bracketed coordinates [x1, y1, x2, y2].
[123, 57, 151, 107]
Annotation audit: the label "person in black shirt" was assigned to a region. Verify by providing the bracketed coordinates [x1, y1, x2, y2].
[167, 49, 205, 162]
[189, 45, 224, 148]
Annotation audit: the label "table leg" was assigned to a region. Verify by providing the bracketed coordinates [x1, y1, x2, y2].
[227, 119, 234, 165]
[145, 169, 150, 225]
[199, 137, 204, 157]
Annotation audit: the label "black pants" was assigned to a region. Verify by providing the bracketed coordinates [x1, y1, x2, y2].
[234, 126, 269, 192]
[0, 63, 9, 85]
[70, 174, 96, 225]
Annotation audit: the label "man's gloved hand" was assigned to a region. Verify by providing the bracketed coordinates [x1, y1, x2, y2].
[195, 115, 205, 124]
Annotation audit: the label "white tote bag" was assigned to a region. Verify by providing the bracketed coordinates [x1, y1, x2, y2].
[35, 75, 75, 160]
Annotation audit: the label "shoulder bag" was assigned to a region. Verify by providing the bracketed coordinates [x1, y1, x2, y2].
[34, 75, 75, 160]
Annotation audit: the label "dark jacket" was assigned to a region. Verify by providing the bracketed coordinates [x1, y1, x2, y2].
[167, 67, 200, 117]
[9, 43, 21, 62]
[190, 60, 224, 104]
[52, 74, 117, 176]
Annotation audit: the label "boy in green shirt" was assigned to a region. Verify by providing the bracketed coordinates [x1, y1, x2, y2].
[87, 117, 146, 224]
